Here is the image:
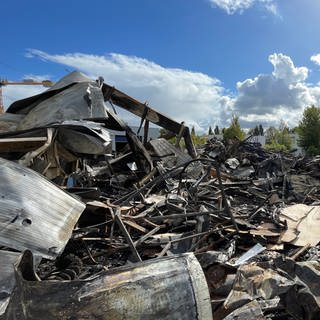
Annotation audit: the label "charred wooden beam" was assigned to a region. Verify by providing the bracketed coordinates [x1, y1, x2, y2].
[102, 83, 197, 158]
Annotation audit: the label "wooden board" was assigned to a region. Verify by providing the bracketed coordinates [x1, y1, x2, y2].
[280, 204, 320, 246]
[0, 137, 47, 153]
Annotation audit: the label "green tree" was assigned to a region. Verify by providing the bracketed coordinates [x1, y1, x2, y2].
[277, 121, 292, 148]
[223, 115, 245, 142]
[159, 128, 175, 139]
[208, 126, 213, 135]
[265, 126, 277, 144]
[290, 127, 298, 134]
[191, 126, 196, 137]
[248, 127, 254, 135]
[265, 121, 292, 152]
[192, 134, 207, 146]
[214, 125, 220, 135]
[259, 124, 264, 136]
[159, 128, 167, 138]
[298, 105, 320, 155]
[249, 124, 264, 136]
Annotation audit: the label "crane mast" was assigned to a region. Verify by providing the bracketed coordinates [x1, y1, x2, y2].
[0, 86, 3, 114]
[0, 79, 54, 113]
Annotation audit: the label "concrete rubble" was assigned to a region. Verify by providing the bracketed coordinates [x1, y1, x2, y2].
[0, 71, 319, 319]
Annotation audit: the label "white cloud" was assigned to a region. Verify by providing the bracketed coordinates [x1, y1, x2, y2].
[209, 0, 253, 14]
[22, 74, 52, 82]
[311, 54, 320, 66]
[25, 49, 232, 132]
[2, 73, 52, 108]
[269, 53, 308, 83]
[235, 53, 320, 128]
[264, 2, 278, 16]
[2, 85, 46, 109]
[5, 50, 320, 132]
[208, 0, 279, 15]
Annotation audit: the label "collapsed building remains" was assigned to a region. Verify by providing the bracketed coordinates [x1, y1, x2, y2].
[0, 72, 319, 320]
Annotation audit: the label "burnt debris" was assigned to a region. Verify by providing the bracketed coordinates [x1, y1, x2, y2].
[0, 71, 320, 320]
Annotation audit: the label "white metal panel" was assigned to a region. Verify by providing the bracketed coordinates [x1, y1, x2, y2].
[0, 158, 85, 259]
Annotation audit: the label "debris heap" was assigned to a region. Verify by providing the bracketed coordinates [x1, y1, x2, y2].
[0, 72, 319, 320]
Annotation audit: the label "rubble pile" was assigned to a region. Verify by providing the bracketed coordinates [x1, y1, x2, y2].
[0, 72, 320, 320]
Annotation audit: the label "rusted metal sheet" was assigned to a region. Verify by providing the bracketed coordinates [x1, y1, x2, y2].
[0, 157, 85, 259]
[4, 252, 212, 320]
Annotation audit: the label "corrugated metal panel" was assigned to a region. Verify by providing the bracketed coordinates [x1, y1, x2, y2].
[0, 158, 85, 259]
[17, 82, 108, 131]
[149, 138, 191, 167]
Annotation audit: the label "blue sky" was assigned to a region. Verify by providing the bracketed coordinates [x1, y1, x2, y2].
[2, 0, 320, 132]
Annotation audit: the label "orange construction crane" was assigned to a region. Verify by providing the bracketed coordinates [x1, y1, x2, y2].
[0, 79, 54, 113]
